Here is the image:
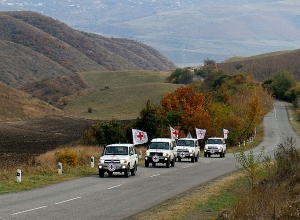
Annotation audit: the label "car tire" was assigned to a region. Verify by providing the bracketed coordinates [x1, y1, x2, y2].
[171, 157, 175, 167]
[124, 165, 130, 178]
[99, 170, 104, 178]
[145, 160, 149, 167]
[130, 163, 137, 176]
[195, 152, 199, 162]
[178, 157, 181, 162]
[108, 171, 113, 177]
[151, 162, 156, 167]
[191, 154, 195, 163]
[166, 159, 170, 168]
[220, 151, 223, 158]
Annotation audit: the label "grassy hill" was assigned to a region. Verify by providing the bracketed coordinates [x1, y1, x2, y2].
[218, 49, 300, 82]
[0, 11, 177, 88]
[22, 70, 183, 120]
[0, 82, 64, 121]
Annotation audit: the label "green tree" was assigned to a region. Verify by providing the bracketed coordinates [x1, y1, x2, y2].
[168, 68, 194, 85]
[134, 100, 160, 141]
[269, 70, 296, 100]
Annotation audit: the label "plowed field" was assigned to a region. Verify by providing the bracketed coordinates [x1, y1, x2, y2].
[0, 116, 97, 167]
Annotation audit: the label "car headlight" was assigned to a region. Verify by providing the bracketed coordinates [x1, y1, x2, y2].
[120, 159, 128, 164]
[163, 153, 169, 157]
[189, 149, 194, 153]
[100, 159, 105, 163]
[145, 152, 150, 156]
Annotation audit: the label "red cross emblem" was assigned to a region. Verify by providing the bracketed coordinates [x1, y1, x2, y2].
[108, 163, 116, 171]
[180, 152, 185, 158]
[152, 155, 159, 162]
[173, 130, 178, 137]
[136, 132, 144, 140]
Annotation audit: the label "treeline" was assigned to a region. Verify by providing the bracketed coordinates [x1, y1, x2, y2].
[82, 64, 274, 147]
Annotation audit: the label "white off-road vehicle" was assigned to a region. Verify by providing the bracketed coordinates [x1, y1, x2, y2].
[98, 143, 138, 177]
[204, 137, 226, 158]
[144, 138, 176, 168]
[176, 138, 200, 162]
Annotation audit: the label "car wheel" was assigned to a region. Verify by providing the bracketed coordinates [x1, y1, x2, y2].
[151, 162, 156, 167]
[130, 163, 137, 176]
[191, 154, 195, 163]
[171, 157, 175, 167]
[99, 170, 104, 178]
[220, 151, 223, 158]
[166, 159, 170, 168]
[195, 152, 199, 162]
[145, 160, 149, 167]
[178, 157, 181, 162]
[124, 165, 130, 178]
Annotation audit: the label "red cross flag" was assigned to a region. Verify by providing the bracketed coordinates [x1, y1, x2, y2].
[170, 126, 179, 140]
[223, 128, 229, 139]
[132, 129, 148, 145]
[195, 128, 206, 139]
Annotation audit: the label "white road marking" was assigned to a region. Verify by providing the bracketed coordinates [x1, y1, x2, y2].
[11, 206, 47, 216]
[55, 197, 81, 204]
[182, 166, 190, 169]
[107, 184, 121, 190]
[150, 174, 160, 177]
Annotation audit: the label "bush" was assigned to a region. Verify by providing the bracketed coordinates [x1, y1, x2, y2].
[55, 148, 80, 166]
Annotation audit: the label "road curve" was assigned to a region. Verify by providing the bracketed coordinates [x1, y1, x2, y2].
[0, 101, 298, 220]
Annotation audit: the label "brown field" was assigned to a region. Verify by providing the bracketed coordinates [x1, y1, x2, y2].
[0, 116, 98, 168]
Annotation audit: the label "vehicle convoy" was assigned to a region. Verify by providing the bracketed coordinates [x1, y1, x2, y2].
[176, 138, 200, 162]
[204, 137, 226, 158]
[98, 143, 138, 177]
[144, 138, 176, 168]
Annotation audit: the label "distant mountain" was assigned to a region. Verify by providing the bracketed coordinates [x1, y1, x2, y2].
[0, 11, 176, 88]
[1, 0, 299, 66]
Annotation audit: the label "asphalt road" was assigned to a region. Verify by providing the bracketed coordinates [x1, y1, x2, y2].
[0, 101, 299, 220]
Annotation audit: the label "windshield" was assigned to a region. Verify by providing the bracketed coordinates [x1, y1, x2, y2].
[177, 140, 194, 147]
[149, 142, 170, 150]
[207, 139, 223, 144]
[104, 146, 128, 155]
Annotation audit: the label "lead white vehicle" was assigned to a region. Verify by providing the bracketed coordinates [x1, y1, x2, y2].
[176, 138, 200, 162]
[144, 138, 176, 168]
[204, 137, 226, 158]
[98, 143, 138, 177]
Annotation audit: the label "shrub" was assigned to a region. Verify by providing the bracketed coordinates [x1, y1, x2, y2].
[55, 148, 80, 166]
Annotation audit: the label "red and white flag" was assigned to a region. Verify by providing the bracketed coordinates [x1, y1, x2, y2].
[170, 126, 179, 140]
[195, 128, 206, 139]
[132, 129, 148, 145]
[223, 128, 229, 139]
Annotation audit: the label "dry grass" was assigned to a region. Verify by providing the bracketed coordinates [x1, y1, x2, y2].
[127, 172, 245, 220]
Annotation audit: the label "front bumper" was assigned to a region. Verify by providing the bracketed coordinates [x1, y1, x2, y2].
[177, 151, 194, 158]
[98, 163, 128, 172]
[144, 156, 169, 163]
[204, 148, 222, 155]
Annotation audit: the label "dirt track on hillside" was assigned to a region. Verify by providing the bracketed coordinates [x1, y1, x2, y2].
[0, 116, 97, 167]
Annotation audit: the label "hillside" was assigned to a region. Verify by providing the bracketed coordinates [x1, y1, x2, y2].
[0, 11, 177, 88]
[218, 49, 300, 82]
[21, 70, 183, 120]
[0, 82, 64, 121]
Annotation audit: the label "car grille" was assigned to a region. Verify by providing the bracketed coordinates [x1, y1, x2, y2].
[104, 160, 120, 163]
[207, 146, 219, 149]
[177, 149, 189, 152]
[149, 152, 163, 156]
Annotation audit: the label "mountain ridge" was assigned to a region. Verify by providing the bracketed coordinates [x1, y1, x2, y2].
[0, 11, 177, 88]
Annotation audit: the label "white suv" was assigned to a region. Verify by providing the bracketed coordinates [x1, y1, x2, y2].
[204, 137, 226, 158]
[98, 143, 138, 177]
[176, 138, 200, 162]
[144, 138, 176, 168]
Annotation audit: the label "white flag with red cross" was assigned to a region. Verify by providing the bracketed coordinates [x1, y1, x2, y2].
[195, 128, 206, 139]
[223, 128, 229, 139]
[132, 129, 148, 145]
[170, 126, 179, 140]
